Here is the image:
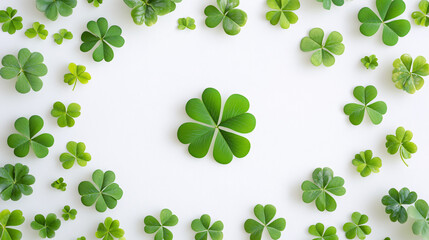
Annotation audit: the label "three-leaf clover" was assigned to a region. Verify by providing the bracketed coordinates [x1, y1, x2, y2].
[51, 177, 67, 191]
[381, 187, 417, 223]
[244, 204, 286, 240]
[361, 55, 378, 70]
[0, 163, 35, 201]
[309, 223, 338, 240]
[53, 29, 73, 45]
[25, 22, 48, 40]
[88, 0, 103, 7]
[352, 150, 382, 177]
[316, 0, 343, 10]
[412, 0, 429, 27]
[178, 17, 196, 30]
[385, 127, 417, 167]
[358, 0, 411, 46]
[408, 199, 429, 239]
[80, 17, 125, 62]
[266, 0, 300, 29]
[301, 167, 346, 212]
[343, 85, 387, 125]
[64, 63, 91, 90]
[36, 0, 77, 21]
[123, 0, 177, 26]
[177, 88, 256, 164]
[0, 48, 48, 93]
[191, 214, 223, 240]
[204, 0, 248, 35]
[392, 54, 429, 94]
[62, 205, 77, 221]
[51, 101, 81, 127]
[144, 209, 178, 240]
[343, 212, 371, 240]
[0, 7, 23, 34]
[78, 170, 123, 212]
[60, 141, 92, 169]
[0, 209, 25, 240]
[300, 28, 345, 67]
[96, 217, 125, 240]
[31, 213, 61, 239]
[7, 115, 54, 158]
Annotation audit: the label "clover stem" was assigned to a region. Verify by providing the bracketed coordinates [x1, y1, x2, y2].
[72, 80, 77, 91]
[399, 148, 409, 167]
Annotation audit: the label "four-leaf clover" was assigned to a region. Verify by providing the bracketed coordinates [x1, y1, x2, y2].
[96, 217, 125, 240]
[392, 54, 429, 94]
[0, 209, 25, 240]
[60, 141, 92, 169]
[361, 55, 378, 70]
[382, 187, 417, 223]
[309, 223, 338, 240]
[36, 0, 77, 21]
[408, 199, 429, 239]
[191, 214, 224, 240]
[178, 17, 196, 30]
[144, 208, 178, 240]
[244, 204, 286, 240]
[204, 0, 248, 35]
[266, 0, 300, 29]
[62, 205, 77, 221]
[51, 177, 67, 191]
[316, 0, 344, 10]
[385, 127, 417, 167]
[53, 29, 73, 45]
[352, 150, 382, 177]
[124, 0, 178, 26]
[31, 213, 61, 239]
[343, 212, 371, 240]
[0, 163, 35, 201]
[0, 7, 23, 34]
[25, 22, 48, 40]
[51, 101, 81, 127]
[412, 0, 429, 27]
[64, 63, 91, 90]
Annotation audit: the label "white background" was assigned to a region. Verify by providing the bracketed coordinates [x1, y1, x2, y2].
[1, 0, 429, 239]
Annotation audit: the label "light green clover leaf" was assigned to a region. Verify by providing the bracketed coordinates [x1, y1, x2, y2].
[361, 55, 378, 70]
[0, 209, 25, 240]
[0, 7, 23, 34]
[64, 63, 91, 90]
[244, 204, 286, 240]
[53, 29, 73, 45]
[408, 199, 429, 239]
[204, 0, 248, 35]
[392, 54, 429, 94]
[60, 141, 92, 169]
[316, 0, 344, 10]
[77, 237, 86, 240]
[123, 0, 178, 26]
[0, 163, 35, 201]
[412, 0, 429, 27]
[343, 212, 371, 240]
[36, 0, 77, 21]
[382, 187, 417, 223]
[352, 150, 382, 177]
[386, 127, 417, 167]
[51, 102, 81, 127]
[144, 209, 178, 240]
[191, 214, 223, 240]
[30, 213, 61, 239]
[25, 22, 48, 40]
[51, 177, 67, 191]
[62, 205, 77, 221]
[88, 0, 103, 7]
[309, 223, 338, 240]
[266, 0, 300, 29]
[96, 217, 125, 240]
[178, 17, 196, 30]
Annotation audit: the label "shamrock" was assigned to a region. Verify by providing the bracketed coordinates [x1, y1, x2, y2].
[361, 55, 378, 70]
[412, 0, 429, 27]
[177, 88, 256, 164]
[352, 150, 382, 177]
[31, 213, 61, 239]
[7, 115, 54, 158]
[64, 63, 91, 90]
[0, 164, 35, 201]
[301, 167, 346, 212]
[204, 0, 248, 35]
[0, 48, 48, 93]
[25, 22, 48, 40]
[316, 0, 343, 10]
[382, 187, 417, 223]
[244, 204, 286, 240]
[88, 0, 103, 7]
[358, 0, 411, 46]
[300, 28, 345, 67]
[51, 101, 81, 127]
[343, 212, 371, 240]
[408, 199, 429, 239]
[62, 205, 77, 221]
[144, 209, 178, 240]
[78, 170, 123, 212]
[266, 0, 300, 29]
[123, 0, 178, 26]
[308, 223, 338, 240]
[53, 29, 73, 45]
[191, 214, 223, 240]
[385, 127, 417, 167]
[51, 177, 67, 191]
[0, 7, 23, 34]
[80, 17, 125, 62]
[96, 217, 126, 240]
[60, 141, 92, 169]
[36, 0, 77, 21]
[392, 54, 429, 94]
[343, 85, 387, 125]
[0, 209, 25, 240]
[178, 17, 196, 30]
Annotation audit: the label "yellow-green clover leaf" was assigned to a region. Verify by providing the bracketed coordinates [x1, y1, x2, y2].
[0, 209, 25, 240]
[244, 204, 286, 240]
[30, 213, 61, 239]
[144, 209, 178, 240]
[62, 205, 77, 221]
[412, 0, 429, 27]
[53, 29, 73, 45]
[392, 54, 429, 94]
[191, 214, 223, 240]
[96, 217, 125, 240]
[88, 0, 103, 7]
[64, 63, 91, 90]
[266, 0, 300, 29]
[204, 0, 247, 35]
[51, 101, 81, 128]
[316, 0, 343, 10]
[343, 212, 371, 240]
[361, 55, 378, 70]
[60, 141, 92, 169]
[123, 0, 178, 26]
[352, 150, 382, 177]
[77, 237, 86, 240]
[385, 127, 417, 167]
[309, 223, 338, 240]
[51, 177, 67, 191]
[25, 22, 48, 40]
[382, 187, 417, 223]
[408, 199, 429, 239]
[178, 17, 196, 30]
[0, 163, 35, 201]
[0, 7, 23, 34]
[36, 0, 77, 21]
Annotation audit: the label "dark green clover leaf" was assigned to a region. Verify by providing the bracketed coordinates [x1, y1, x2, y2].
[96, 217, 125, 240]
[31, 213, 61, 239]
[412, 0, 429, 27]
[88, 0, 103, 7]
[385, 127, 417, 167]
[244, 204, 286, 240]
[80, 17, 125, 62]
[309, 223, 338, 240]
[0, 7, 23, 34]
[62, 205, 77, 221]
[266, 0, 300, 29]
[0, 209, 25, 240]
[300, 28, 345, 67]
[382, 187, 417, 223]
[78, 170, 123, 212]
[51, 177, 67, 191]
[177, 88, 256, 164]
[25, 22, 48, 40]
[392, 54, 429, 94]
[301, 167, 346, 212]
[53, 29, 73, 45]
[144, 209, 178, 240]
[60, 141, 92, 169]
[344, 85, 387, 125]
[343, 212, 371, 240]
[361, 55, 378, 70]
[191, 214, 223, 240]
[408, 200, 429, 239]
[204, 0, 247, 35]
[51, 102, 81, 127]
[178, 17, 196, 30]
[316, 0, 343, 10]
[7, 115, 54, 158]
[0, 163, 35, 201]
[0, 48, 48, 93]
[36, 0, 77, 21]
[124, 0, 177, 26]
[352, 150, 382, 177]
[64, 63, 91, 90]
[358, 0, 411, 46]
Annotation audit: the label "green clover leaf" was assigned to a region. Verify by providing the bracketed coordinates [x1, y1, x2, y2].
[62, 205, 77, 221]
[78, 170, 123, 212]
[412, 0, 429, 27]
[96, 217, 125, 240]
[7, 115, 54, 158]
[178, 17, 196, 30]
[0, 48, 48, 93]
[408, 199, 429, 239]
[301, 167, 346, 212]
[88, 0, 103, 7]
[80, 17, 125, 62]
[204, 0, 248, 35]
[124, 0, 177, 26]
[343, 212, 371, 240]
[60, 141, 92, 169]
[0, 209, 25, 240]
[358, 0, 411, 46]
[309, 223, 338, 240]
[244, 204, 286, 240]
[385, 127, 417, 167]
[177, 88, 256, 164]
[191, 214, 223, 240]
[77, 237, 86, 240]
[361, 55, 378, 70]
[316, 0, 344, 10]
[352, 150, 382, 177]
[392, 54, 429, 94]
[36, 0, 77, 21]
[53, 29, 73, 45]
[300, 28, 345, 67]
[64, 63, 91, 90]
[0, 7, 23, 34]
[0, 163, 35, 201]
[144, 209, 178, 240]
[382, 187, 417, 223]
[344, 85, 387, 125]
[25, 22, 48, 40]
[266, 0, 300, 29]
[51, 101, 81, 127]
[51, 177, 67, 191]
[31, 213, 61, 239]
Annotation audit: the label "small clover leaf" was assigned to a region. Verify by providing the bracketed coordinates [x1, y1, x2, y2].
[266, 0, 300, 29]
[36, 0, 77, 21]
[178, 17, 196, 30]
[96, 217, 125, 240]
[309, 223, 338, 240]
[382, 187, 417, 223]
[88, 0, 103, 7]
[412, 0, 429, 27]
[0, 48, 48, 93]
[0, 7, 23, 34]
[408, 199, 429, 239]
[316, 0, 344, 10]
[0, 163, 35, 201]
[51, 177, 67, 191]
[0, 209, 25, 240]
[60, 141, 92, 169]
[385, 127, 417, 167]
[301, 167, 346, 212]
[7, 115, 54, 158]
[62, 205, 77, 221]
[25, 22, 48, 40]
[123, 0, 177, 26]
[300, 28, 345, 67]
[352, 150, 382, 177]
[344, 85, 387, 125]
[144, 209, 178, 240]
[392, 54, 429, 94]
[64, 63, 91, 90]
[51, 101, 81, 127]
[31, 213, 61, 239]
[244, 204, 286, 240]
[204, 0, 248, 35]
[77, 237, 86, 240]
[343, 212, 371, 240]
[191, 214, 223, 240]
[53, 29, 73, 45]
[361, 55, 378, 70]
[78, 170, 123, 212]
